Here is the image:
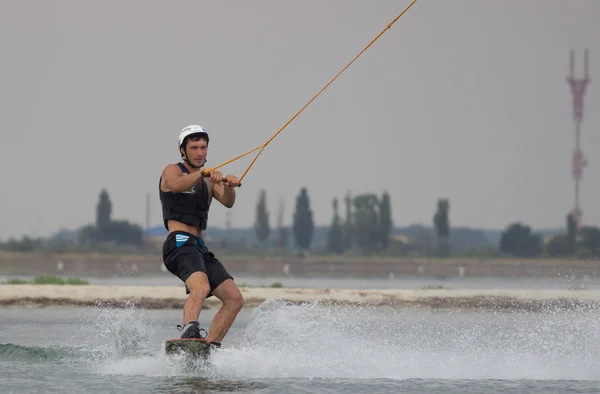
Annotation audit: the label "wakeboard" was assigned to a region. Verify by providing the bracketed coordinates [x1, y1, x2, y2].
[164, 338, 217, 359]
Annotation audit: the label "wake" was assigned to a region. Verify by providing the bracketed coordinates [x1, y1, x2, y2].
[6, 298, 600, 381]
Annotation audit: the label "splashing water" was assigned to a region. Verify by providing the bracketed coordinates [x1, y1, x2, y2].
[79, 302, 217, 377]
[203, 298, 600, 381]
[82, 301, 183, 377]
[7, 298, 600, 384]
[94, 300, 154, 359]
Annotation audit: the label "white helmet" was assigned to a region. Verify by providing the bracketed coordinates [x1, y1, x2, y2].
[178, 125, 209, 149]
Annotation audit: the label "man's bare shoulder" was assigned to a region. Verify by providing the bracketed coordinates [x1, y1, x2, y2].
[160, 164, 183, 192]
[162, 163, 183, 173]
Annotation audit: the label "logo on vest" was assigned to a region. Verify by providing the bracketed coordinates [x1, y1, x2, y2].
[180, 173, 196, 194]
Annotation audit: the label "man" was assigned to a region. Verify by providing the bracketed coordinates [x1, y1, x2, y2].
[159, 124, 244, 348]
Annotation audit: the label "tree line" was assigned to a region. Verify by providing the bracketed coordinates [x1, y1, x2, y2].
[254, 187, 316, 256]
[252, 187, 600, 259]
[78, 189, 145, 248]
[500, 214, 600, 259]
[0, 189, 144, 253]
[3, 185, 600, 260]
[252, 187, 453, 257]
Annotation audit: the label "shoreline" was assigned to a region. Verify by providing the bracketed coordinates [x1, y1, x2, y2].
[2, 251, 600, 280]
[2, 285, 600, 311]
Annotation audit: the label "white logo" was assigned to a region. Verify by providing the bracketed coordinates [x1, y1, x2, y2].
[180, 173, 196, 194]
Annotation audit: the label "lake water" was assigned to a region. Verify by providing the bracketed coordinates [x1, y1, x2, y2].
[3, 272, 600, 291]
[3, 294, 600, 393]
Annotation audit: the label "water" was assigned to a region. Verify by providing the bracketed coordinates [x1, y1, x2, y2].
[3, 296, 600, 393]
[3, 272, 598, 290]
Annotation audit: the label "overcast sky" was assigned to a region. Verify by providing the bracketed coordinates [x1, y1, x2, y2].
[1, 0, 599, 240]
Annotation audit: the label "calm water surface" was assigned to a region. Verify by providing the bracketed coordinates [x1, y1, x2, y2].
[3, 272, 599, 290]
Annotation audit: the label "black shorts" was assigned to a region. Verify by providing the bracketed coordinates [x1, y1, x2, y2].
[162, 231, 233, 297]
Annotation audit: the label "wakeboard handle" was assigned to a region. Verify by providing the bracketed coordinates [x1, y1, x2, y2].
[201, 170, 242, 187]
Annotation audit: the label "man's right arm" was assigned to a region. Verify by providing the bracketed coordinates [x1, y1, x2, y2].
[160, 164, 204, 193]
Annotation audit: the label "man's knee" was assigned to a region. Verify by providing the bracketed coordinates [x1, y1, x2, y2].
[213, 279, 244, 311]
[224, 291, 244, 312]
[185, 271, 210, 298]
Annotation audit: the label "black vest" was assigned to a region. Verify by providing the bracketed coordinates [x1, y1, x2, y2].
[159, 163, 210, 231]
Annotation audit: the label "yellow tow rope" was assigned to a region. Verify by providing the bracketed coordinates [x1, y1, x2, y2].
[202, 0, 418, 185]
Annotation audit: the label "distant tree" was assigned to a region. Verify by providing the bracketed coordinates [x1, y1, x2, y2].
[326, 198, 344, 254]
[579, 226, 600, 258]
[4, 236, 41, 252]
[379, 191, 393, 249]
[96, 189, 112, 241]
[433, 198, 451, 257]
[342, 190, 355, 251]
[77, 224, 98, 245]
[499, 222, 543, 258]
[567, 213, 577, 254]
[254, 189, 270, 245]
[273, 196, 289, 249]
[46, 234, 76, 253]
[414, 228, 435, 256]
[292, 187, 315, 251]
[106, 220, 144, 247]
[277, 227, 290, 250]
[547, 213, 578, 258]
[545, 235, 574, 258]
[353, 193, 381, 254]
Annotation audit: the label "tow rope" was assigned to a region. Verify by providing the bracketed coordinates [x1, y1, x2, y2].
[202, 0, 418, 185]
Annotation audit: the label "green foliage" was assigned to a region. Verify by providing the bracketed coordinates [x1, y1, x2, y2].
[254, 189, 270, 245]
[325, 191, 394, 255]
[96, 189, 112, 241]
[274, 227, 290, 249]
[541, 215, 598, 259]
[73, 190, 144, 249]
[565, 213, 577, 256]
[5, 275, 89, 285]
[433, 198, 451, 257]
[342, 191, 355, 252]
[272, 197, 289, 249]
[353, 193, 381, 254]
[292, 187, 315, 250]
[77, 224, 98, 245]
[545, 234, 575, 258]
[410, 228, 435, 256]
[2, 236, 42, 252]
[567, 214, 577, 240]
[6, 278, 29, 284]
[578, 226, 600, 258]
[75, 189, 145, 249]
[433, 199, 450, 239]
[326, 198, 344, 254]
[106, 220, 144, 247]
[234, 282, 284, 288]
[44, 235, 77, 254]
[500, 222, 543, 258]
[379, 191, 393, 249]
[5, 180, 600, 261]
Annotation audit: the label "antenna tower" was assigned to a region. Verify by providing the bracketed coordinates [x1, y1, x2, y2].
[567, 48, 590, 231]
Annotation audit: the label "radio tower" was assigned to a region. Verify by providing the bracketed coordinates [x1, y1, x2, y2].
[567, 48, 590, 231]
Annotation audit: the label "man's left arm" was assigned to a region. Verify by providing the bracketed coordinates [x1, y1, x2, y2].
[212, 175, 239, 208]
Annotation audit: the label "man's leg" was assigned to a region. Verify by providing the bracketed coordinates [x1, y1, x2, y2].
[163, 232, 212, 338]
[206, 279, 244, 344]
[183, 271, 211, 326]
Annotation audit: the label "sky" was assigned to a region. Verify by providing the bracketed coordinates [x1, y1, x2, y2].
[0, 0, 599, 240]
